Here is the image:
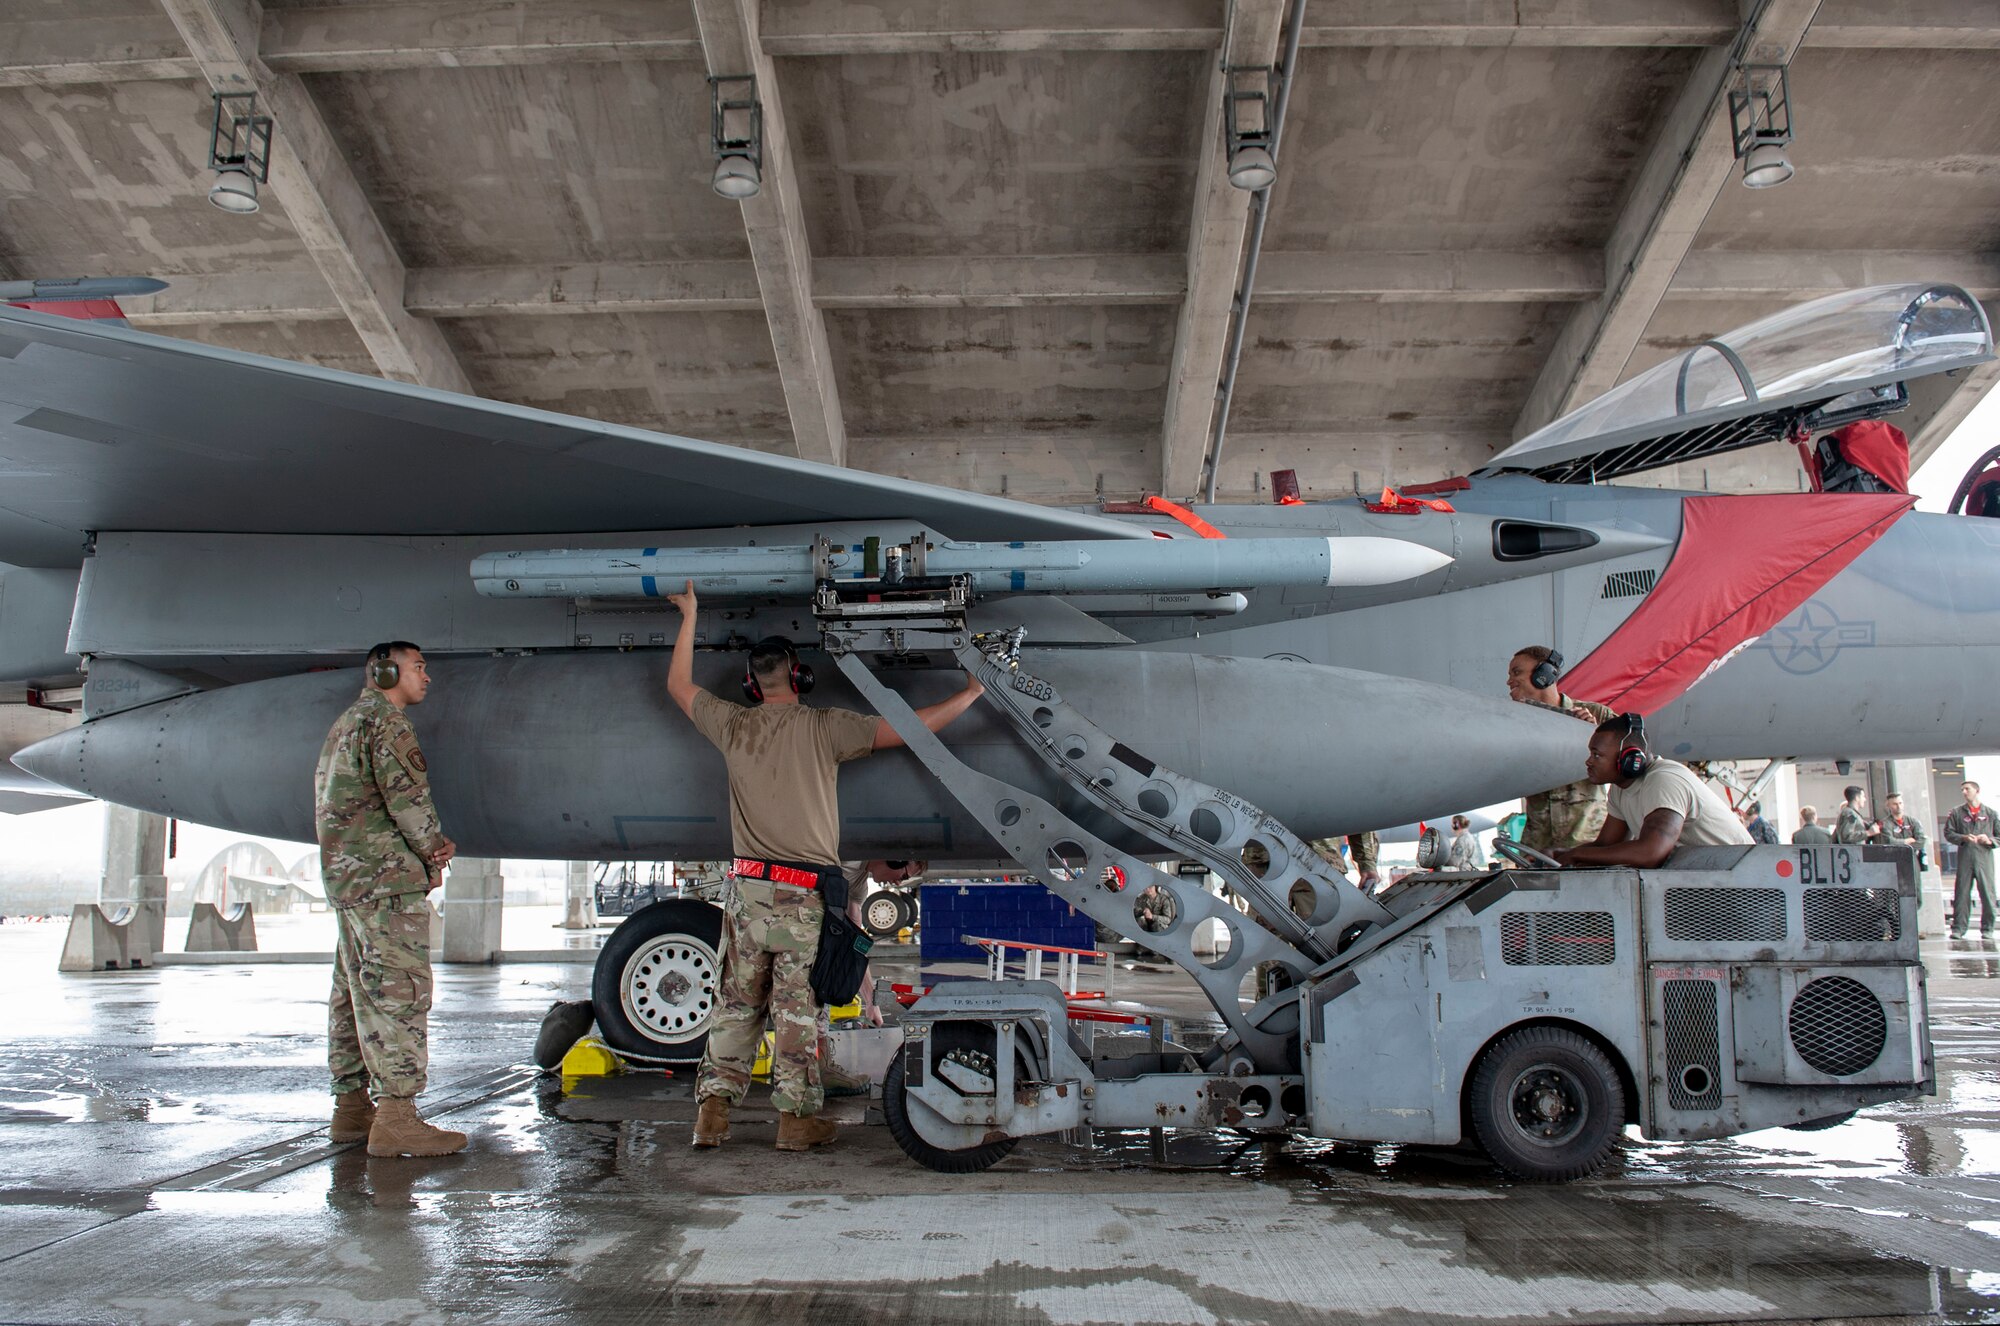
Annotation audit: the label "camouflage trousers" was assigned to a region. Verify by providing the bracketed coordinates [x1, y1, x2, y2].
[697, 878, 825, 1116]
[1521, 791, 1609, 855]
[329, 891, 433, 1099]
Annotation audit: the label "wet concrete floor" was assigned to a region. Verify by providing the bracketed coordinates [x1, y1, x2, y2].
[4, 919, 2000, 1325]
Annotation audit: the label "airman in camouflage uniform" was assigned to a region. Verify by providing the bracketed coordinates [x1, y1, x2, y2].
[663, 582, 983, 1153]
[315, 642, 462, 1158]
[1506, 646, 1616, 854]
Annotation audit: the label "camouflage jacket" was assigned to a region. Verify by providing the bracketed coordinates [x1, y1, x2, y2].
[314, 687, 447, 907]
[1833, 804, 1878, 845]
[1526, 695, 1616, 809]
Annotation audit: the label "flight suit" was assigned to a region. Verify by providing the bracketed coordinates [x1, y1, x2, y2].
[1521, 694, 1616, 853]
[315, 687, 449, 1100]
[1945, 801, 2000, 936]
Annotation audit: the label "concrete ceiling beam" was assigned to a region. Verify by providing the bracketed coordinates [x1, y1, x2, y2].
[1510, 0, 1823, 442]
[259, 0, 702, 73]
[154, 0, 474, 394]
[7, 1, 1990, 85]
[692, 0, 845, 467]
[1158, 0, 1288, 502]
[0, 13, 198, 85]
[1669, 251, 2000, 300]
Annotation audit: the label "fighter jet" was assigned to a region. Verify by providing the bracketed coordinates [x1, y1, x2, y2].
[3, 280, 1994, 870]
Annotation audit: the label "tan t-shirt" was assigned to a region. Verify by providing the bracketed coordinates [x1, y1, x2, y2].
[1605, 759, 1754, 848]
[689, 690, 878, 865]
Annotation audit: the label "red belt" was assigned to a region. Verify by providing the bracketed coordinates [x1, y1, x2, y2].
[731, 858, 822, 889]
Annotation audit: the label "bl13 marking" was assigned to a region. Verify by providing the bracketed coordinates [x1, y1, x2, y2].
[1798, 846, 1854, 884]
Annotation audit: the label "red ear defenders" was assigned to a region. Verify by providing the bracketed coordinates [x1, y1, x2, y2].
[1530, 648, 1562, 691]
[741, 637, 815, 702]
[1616, 711, 1650, 780]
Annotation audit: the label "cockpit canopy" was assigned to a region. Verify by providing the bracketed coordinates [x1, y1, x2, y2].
[1479, 283, 1994, 484]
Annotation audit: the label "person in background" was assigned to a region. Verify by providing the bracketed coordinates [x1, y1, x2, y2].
[1833, 785, 1882, 845]
[1447, 815, 1485, 870]
[1945, 781, 2000, 940]
[1880, 793, 1928, 872]
[1793, 806, 1833, 845]
[1742, 800, 1780, 845]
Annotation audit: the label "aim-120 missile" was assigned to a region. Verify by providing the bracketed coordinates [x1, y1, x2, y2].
[0, 276, 168, 303]
[471, 535, 1453, 600]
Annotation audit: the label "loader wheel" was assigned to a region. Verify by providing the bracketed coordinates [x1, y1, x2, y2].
[1468, 1026, 1624, 1182]
[591, 898, 724, 1065]
[883, 1023, 1020, 1174]
[1785, 1111, 1856, 1132]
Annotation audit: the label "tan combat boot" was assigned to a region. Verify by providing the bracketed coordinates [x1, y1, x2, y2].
[775, 1112, 837, 1152]
[821, 1061, 873, 1098]
[329, 1089, 375, 1143]
[366, 1097, 468, 1158]
[692, 1095, 731, 1148]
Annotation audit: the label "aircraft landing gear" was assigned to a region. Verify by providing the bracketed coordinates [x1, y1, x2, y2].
[590, 898, 724, 1064]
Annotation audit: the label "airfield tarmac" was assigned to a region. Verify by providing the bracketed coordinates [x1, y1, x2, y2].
[3, 918, 2000, 1326]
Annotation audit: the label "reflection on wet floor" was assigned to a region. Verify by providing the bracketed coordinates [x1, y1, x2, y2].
[8, 924, 2000, 1322]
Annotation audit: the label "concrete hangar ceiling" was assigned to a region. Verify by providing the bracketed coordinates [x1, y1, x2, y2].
[2, 0, 1996, 506]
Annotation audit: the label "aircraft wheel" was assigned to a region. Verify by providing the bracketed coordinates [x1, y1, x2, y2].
[883, 1023, 1020, 1174]
[861, 890, 907, 938]
[1785, 1111, 1856, 1132]
[1468, 1026, 1624, 1182]
[591, 898, 725, 1065]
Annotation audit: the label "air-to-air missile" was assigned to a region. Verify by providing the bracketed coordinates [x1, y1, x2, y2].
[0, 276, 168, 303]
[470, 535, 1455, 601]
[10, 651, 1595, 861]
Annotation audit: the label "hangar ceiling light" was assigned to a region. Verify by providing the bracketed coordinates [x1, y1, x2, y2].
[709, 74, 763, 201]
[205, 91, 272, 215]
[1223, 67, 1278, 192]
[1729, 62, 1795, 189]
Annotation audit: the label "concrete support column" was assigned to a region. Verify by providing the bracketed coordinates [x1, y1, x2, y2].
[562, 860, 597, 929]
[100, 803, 168, 957]
[1890, 757, 1948, 937]
[439, 857, 503, 964]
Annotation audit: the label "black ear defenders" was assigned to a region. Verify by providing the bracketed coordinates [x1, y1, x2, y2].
[1616, 711, 1651, 780]
[741, 637, 816, 703]
[368, 648, 400, 690]
[1530, 648, 1563, 691]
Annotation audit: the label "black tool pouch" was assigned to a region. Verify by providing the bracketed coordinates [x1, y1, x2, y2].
[810, 905, 873, 1006]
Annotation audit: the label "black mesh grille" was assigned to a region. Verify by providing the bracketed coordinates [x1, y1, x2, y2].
[1662, 979, 1723, 1111]
[1499, 911, 1616, 965]
[1788, 976, 1888, 1076]
[1602, 569, 1659, 599]
[1663, 888, 1787, 942]
[1803, 888, 1902, 942]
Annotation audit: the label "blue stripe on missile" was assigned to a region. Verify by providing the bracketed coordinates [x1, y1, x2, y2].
[1011, 571, 1025, 590]
[642, 576, 658, 597]
[1010, 541, 1025, 549]
[643, 547, 657, 556]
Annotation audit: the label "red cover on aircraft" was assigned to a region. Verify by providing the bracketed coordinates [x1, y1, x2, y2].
[5, 299, 126, 320]
[1560, 492, 1913, 713]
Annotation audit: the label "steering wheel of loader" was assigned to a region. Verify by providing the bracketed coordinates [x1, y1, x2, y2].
[1491, 837, 1562, 870]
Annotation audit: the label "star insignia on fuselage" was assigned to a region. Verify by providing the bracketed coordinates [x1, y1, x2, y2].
[1753, 600, 1875, 675]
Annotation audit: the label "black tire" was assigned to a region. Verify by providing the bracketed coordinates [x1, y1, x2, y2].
[882, 1023, 1021, 1174]
[894, 890, 918, 935]
[860, 890, 907, 938]
[590, 898, 725, 1064]
[1786, 1111, 1856, 1132]
[1468, 1026, 1625, 1182]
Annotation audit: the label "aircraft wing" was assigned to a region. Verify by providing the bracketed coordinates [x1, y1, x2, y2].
[0, 306, 1147, 571]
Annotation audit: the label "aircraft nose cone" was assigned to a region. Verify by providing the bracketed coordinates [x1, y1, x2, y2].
[12, 726, 88, 796]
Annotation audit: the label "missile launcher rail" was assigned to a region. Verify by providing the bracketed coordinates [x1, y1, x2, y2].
[820, 577, 1935, 1181]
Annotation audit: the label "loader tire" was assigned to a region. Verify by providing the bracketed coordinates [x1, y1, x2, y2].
[1468, 1025, 1624, 1182]
[883, 1023, 1020, 1174]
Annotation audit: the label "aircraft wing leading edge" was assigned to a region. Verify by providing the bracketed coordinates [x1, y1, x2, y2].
[0, 306, 1147, 571]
